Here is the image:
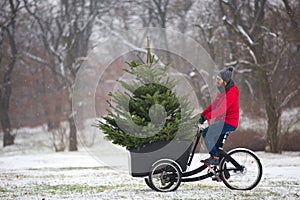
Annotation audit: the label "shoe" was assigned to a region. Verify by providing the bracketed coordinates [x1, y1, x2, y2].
[201, 156, 220, 166]
[212, 176, 222, 182]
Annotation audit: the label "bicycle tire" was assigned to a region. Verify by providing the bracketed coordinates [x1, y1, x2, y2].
[144, 178, 155, 190]
[219, 148, 262, 190]
[148, 159, 182, 192]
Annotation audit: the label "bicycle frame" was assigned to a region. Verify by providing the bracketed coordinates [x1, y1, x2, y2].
[181, 132, 244, 183]
[144, 124, 262, 192]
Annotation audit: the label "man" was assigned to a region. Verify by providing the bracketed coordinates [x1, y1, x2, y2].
[199, 66, 239, 165]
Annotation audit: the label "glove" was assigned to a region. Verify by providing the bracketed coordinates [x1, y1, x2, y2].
[198, 115, 206, 124]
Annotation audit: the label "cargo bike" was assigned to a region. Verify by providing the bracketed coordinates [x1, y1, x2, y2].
[128, 124, 263, 192]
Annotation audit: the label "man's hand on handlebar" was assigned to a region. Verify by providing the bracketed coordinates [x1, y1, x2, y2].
[198, 115, 206, 124]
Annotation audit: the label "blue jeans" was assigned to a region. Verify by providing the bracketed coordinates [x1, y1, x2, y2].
[202, 121, 237, 157]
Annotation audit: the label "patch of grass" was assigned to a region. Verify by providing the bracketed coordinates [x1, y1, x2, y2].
[0, 173, 29, 181]
[266, 190, 281, 197]
[56, 166, 110, 171]
[0, 187, 11, 193]
[238, 191, 263, 199]
[27, 168, 40, 171]
[239, 192, 254, 197]
[28, 166, 109, 171]
[233, 191, 277, 200]
[231, 189, 281, 200]
[180, 183, 219, 189]
[269, 180, 300, 187]
[43, 184, 112, 194]
[33, 183, 135, 195]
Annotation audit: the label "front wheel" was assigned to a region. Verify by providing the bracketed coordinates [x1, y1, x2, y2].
[148, 159, 182, 192]
[144, 178, 156, 190]
[219, 148, 262, 190]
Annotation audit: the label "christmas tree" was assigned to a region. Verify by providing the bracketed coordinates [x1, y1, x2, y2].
[96, 39, 197, 149]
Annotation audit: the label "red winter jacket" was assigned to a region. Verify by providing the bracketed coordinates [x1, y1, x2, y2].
[202, 84, 239, 127]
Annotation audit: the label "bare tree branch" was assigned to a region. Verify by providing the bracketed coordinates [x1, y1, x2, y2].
[282, 0, 298, 27]
[280, 85, 300, 109]
[244, 79, 254, 97]
[271, 44, 287, 76]
[95, 17, 165, 66]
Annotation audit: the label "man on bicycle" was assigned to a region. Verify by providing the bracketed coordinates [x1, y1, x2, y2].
[199, 66, 239, 165]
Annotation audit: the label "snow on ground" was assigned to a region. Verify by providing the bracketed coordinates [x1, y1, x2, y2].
[1, 127, 300, 200]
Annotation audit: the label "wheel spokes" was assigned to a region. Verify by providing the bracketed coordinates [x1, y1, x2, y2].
[149, 161, 182, 192]
[220, 150, 262, 190]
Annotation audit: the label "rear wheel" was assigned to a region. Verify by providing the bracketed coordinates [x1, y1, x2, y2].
[148, 160, 182, 192]
[219, 148, 262, 190]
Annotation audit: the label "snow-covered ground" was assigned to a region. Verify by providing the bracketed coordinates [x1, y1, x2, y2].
[1, 128, 300, 199]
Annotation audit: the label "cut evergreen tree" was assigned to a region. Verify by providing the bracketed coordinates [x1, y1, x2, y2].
[96, 39, 197, 149]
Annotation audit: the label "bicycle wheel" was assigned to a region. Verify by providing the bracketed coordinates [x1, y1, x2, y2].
[219, 148, 262, 190]
[144, 178, 156, 190]
[149, 160, 182, 192]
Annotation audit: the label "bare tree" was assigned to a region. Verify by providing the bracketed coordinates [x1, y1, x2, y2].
[192, 1, 225, 108]
[101, 0, 214, 110]
[24, 0, 108, 151]
[0, 0, 21, 147]
[138, 0, 212, 109]
[219, 0, 300, 153]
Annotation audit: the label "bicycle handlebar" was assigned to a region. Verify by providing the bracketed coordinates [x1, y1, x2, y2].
[195, 123, 204, 137]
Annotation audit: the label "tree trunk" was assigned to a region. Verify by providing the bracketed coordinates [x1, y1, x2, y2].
[1, 69, 15, 147]
[257, 66, 280, 152]
[1, 109, 14, 147]
[65, 82, 77, 151]
[255, 40, 280, 153]
[251, 1, 280, 153]
[1, 64, 14, 146]
[68, 114, 77, 151]
[1, 26, 17, 147]
[266, 111, 280, 152]
[1, 72, 15, 147]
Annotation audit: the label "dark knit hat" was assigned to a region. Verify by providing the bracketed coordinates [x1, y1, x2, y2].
[218, 66, 233, 83]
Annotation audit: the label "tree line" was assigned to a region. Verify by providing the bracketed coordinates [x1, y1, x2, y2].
[0, 0, 299, 153]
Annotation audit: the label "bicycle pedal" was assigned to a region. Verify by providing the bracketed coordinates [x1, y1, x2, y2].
[224, 171, 230, 179]
[212, 177, 222, 182]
